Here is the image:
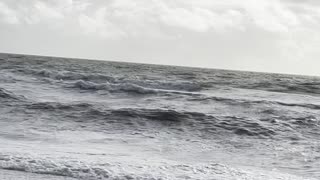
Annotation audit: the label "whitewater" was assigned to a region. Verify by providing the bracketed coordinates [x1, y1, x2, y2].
[0, 53, 319, 180]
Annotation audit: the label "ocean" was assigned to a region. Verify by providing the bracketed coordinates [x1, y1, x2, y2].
[0, 53, 319, 180]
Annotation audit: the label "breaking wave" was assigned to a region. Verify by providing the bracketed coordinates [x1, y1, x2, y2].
[0, 154, 309, 180]
[0, 154, 147, 180]
[69, 80, 202, 95]
[71, 80, 160, 94]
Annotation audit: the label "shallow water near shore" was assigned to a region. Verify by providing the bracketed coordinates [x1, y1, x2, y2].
[0, 53, 319, 179]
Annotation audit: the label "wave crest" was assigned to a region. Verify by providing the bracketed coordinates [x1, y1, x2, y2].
[72, 80, 159, 94]
[0, 88, 24, 100]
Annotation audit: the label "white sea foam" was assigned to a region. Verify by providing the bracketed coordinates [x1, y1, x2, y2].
[0, 153, 314, 180]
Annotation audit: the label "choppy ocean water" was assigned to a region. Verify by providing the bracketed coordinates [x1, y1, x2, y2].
[0, 53, 319, 180]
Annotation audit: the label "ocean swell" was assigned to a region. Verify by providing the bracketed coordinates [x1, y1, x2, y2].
[23, 102, 279, 138]
[190, 96, 320, 110]
[15, 68, 206, 92]
[18, 69, 116, 83]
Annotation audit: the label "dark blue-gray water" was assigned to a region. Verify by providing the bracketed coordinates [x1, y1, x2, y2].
[0, 53, 319, 180]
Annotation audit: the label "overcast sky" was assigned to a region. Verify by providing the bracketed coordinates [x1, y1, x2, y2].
[0, 0, 319, 76]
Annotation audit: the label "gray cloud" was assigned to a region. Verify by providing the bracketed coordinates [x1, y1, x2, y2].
[1, 0, 319, 36]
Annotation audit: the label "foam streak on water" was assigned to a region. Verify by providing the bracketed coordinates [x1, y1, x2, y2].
[0, 53, 319, 179]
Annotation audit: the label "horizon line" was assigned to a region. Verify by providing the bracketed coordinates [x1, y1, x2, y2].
[0, 51, 318, 78]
